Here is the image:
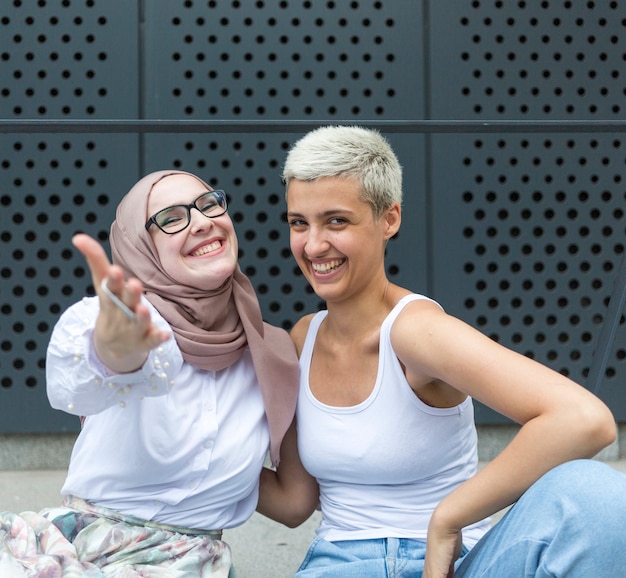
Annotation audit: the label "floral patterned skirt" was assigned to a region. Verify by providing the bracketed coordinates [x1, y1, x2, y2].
[0, 495, 234, 577]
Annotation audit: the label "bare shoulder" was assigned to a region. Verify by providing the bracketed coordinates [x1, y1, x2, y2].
[289, 313, 317, 357]
[390, 297, 467, 362]
[392, 297, 448, 332]
[390, 297, 472, 407]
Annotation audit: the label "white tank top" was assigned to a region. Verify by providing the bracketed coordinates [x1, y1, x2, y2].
[297, 294, 491, 547]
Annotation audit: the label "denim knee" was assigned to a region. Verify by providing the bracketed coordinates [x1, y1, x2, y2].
[456, 460, 626, 578]
[530, 459, 626, 512]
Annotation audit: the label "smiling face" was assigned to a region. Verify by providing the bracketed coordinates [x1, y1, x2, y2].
[287, 176, 400, 305]
[147, 174, 239, 290]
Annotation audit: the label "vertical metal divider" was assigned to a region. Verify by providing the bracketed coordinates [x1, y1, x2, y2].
[586, 250, 626, 396]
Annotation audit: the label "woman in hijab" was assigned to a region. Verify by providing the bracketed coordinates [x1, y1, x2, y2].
[0, 170, 299, 577]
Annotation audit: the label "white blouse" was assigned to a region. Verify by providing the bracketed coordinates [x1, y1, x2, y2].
[46, 296, 269, 531]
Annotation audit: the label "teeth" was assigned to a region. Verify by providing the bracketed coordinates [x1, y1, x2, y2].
[192, 241, 221, 256]
[312, 259, 343, 274]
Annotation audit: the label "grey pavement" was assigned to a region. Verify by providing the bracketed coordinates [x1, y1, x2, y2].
[0, 468, 318, 578]
[1, 461, 625, 577]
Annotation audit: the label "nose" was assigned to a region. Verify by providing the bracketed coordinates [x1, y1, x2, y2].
[303, 226, 330, 257]
[188, 207, 212, 233]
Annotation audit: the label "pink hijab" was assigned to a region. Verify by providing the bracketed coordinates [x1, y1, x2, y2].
[108, 170, 298, 465]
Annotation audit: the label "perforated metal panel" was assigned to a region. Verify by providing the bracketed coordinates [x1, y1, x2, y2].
[431, 1, 624, 120]
[1, 2, 138, 118]
[1, 1, 624, 432]
[1, 2, 140, 431]
[430, 1, 626, 421]
[143, 1, 423, 121]
[1, 1, 427, 432]
[140, 1, 427, 330]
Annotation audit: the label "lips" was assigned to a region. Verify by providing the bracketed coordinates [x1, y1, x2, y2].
[189, 240, 222, 257]
[311, 259, 345, 274]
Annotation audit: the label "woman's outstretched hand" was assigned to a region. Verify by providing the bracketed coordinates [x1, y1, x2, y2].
[73, 233, 170, 373]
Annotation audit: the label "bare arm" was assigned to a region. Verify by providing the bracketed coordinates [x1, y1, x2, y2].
[257, 315, 319, 527]
[392, 301, 616, 577]
[73, 233, 170, 373]
[257, 418, 319, 527]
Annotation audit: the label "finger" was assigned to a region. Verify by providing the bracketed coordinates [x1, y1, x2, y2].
[72, 233, 113, 288]
[145, 326, 171, 349]
[100, 279, 136, 321]
[124, 277, 144, 312]
[102, 277, 145, 322]
[133, 304, 170, 348]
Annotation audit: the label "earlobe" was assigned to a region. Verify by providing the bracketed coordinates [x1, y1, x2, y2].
[384, 203, 402, 240]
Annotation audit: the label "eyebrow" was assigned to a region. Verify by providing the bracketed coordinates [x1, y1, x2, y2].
[287, 209, 355, 219]
[151, 190, 214, 212]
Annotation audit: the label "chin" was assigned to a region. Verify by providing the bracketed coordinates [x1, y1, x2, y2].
[205, 264, 238, 287]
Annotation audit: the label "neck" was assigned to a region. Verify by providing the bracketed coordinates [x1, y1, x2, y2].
[324, 279, 403, 339]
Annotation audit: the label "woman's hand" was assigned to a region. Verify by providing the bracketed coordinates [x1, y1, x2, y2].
[73, 233, 169, 373]
[423, 518, 463, 578]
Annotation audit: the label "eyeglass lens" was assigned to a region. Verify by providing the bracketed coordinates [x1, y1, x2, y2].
[153, 191, 227, 233]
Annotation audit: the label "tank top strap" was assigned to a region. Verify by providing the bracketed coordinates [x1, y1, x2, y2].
[300, 310, 328, 377]
[380, 294, 443, 341]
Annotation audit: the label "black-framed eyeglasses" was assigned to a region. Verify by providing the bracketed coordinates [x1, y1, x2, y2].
[145, 190, 228, 234]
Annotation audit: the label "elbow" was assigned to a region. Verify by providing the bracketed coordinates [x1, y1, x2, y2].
[282, 512, 305, 528]
[282, 502, 318, 528]
[276, 492, 319, 528]
[283, 518, 304, 529]
[597, 411, 617, 449]
[258, 503, 316, 529]
[581, 401, 616, 455]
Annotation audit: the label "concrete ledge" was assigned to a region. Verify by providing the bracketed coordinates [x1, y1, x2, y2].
[0, 433, 77, 471]
[0, 425, 624, 470]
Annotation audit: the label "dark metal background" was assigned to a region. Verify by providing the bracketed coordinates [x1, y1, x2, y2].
[0, 1, 624, 431]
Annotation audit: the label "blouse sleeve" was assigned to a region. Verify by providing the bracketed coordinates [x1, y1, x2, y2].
[46, 296, 183, 416]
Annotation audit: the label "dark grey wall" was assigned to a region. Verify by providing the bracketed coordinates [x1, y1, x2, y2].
[1, 1, 624, 430]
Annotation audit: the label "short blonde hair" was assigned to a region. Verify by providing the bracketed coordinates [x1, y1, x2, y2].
[282, 125, 402, 219]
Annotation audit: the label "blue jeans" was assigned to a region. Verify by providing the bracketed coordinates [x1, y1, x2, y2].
[296, 460, 626, 577]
